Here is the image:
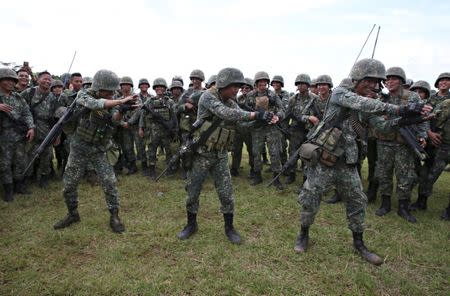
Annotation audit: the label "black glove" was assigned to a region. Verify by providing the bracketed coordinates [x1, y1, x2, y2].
[398, 116, 426, 127]
[398, 102, 423, 118]
[256, 110, 274, 123]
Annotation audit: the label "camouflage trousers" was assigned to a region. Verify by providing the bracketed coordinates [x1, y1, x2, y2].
[280, 122, 289, 164]
[366, 138, 377, 183]
[299, 161, 367, 232]
[145, 131, 172, 166]
[120, 127, 137, 164]
[252, 125, 282, 173]
[186, 150, 234, 214]
[418, 144, 449, 197]
[231, 129, 253, 171]
[0, 136, 27, 184]
[287, 127, 307, 174]
[132, 127, 146, 162]
[27, 139, 52, 177]
[64, 134, 94, 172]
[375, 143, 416, 200]
[63, 138, 119, 210]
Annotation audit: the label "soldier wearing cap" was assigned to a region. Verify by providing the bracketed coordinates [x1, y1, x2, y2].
[0, 68, 35, 201]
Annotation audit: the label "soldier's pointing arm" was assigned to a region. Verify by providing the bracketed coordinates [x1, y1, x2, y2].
[332, 87, 398, 115]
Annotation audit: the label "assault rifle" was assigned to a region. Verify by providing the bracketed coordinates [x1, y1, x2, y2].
[399, 126, 428, 161]
[141, 103, 175, 132]
[267, 146, 302, 187]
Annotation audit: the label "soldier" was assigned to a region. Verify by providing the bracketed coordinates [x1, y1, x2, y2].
[51, 79, 68, 173]
[169, 80, 184, 103]
[21, 71, 61, 188]
[230, 78, 255, 177]
[15, 68, 30, 92]
[82, 77, 93, 89]
[177, 67, 277, 243]
[285, 74, 319, 184]
[403, 78, 414, 90]
[51, 80, 64, 96]
[247, 71, 285, 189]
[374, 67, 427, 223]
[412, 73, 450, 210]
[205, 75, 217, 89]
[410, 80, 431, 101]
[138, 78, 152, 104]
[310, 78, 318, 95]
[53, 69, 136, 233]
[0, 68, 35, 201]
[294, 58, 431, 265]
[139, 78, 177, 179]
[271, 75, 290, 166]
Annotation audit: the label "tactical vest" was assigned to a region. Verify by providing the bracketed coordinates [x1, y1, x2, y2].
[198, 120, 235, 152]
[375, 90, 410, 143]
[152, 98, 171, 120]
[75, 109, 113, 146]
[436, 100, 450, 145]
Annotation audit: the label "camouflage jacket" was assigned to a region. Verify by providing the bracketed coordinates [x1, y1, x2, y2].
[139, 95, 176, 133]
[434, 99, 450, 145]
[0, 90, 34, 141]
[427, 91, 450, 108]
[246, 89, 285, 119]
[274, 89, 290, 110]
[287, 92, 317, 127]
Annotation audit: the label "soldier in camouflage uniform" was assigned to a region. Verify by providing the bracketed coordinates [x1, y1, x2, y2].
[285, 74, 319, 184]
[294, 58, 431, 265]
[169, 80, 183, 103]
[403, 78, 414, 90]
[135, 78, 152, 175]
[21, 71, 61, 188]
[205, 75, 217, 89]
[0, 68, 35, 201]
[247, 71, 285, 189]
[412, 73, 450, 211]
[374, 67, 427, 223]
[15, 68, 30, 93]
[53, 69, 136, 233]
[82, 77, 93, 89]
[271, 75, 290, 166]
[230, 78, 255, 177]
[310, 78, 318, 95]
[139, 78, 177, 179]
[177, 67, 277, 244]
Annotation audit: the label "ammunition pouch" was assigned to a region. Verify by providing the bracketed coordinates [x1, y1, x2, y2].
[298, 143, 321, 166]
[199, 121, 235, 152]
[76, 110, 112, 145]
[314, 127, 345, 167]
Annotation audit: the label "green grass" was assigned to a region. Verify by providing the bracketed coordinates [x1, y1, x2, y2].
[1, 159, 449, 295]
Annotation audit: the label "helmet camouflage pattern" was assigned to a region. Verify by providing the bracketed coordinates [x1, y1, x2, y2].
[138, 78, 150, 87]
[169, 80, 184, 90]
[189, 69, 205, 81]
[50, 79, 64, 89]
[152, 77, 168, 89]
[91, 69, 120, 91]
[338, 78, 353, 89]
[244, 78, 254, 88]
[350, 58, 386, 82]
[316, 74, 333, 88]
[254, 71, 270, 84]
[172, 75, 184, 86]
[294, 73, 311, 86]
[120, 76, 134, 87]
[386, 66, 406, 83]
[310, 78, 318, 87]
[0, 68, 19, 82]
[271, 75, 284, 87]
[434, 72, 450, 88]
[410, 80, 431, 94]
[82, 77, 93, 85]
[403, 78, 414, 88]
[206, 75, 218, 87]
[216, 67, 245, 89]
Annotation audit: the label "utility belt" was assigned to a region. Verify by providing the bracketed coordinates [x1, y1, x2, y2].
[299, 127, 344, 167]
[198, 120, 235, 152]
[75, 111, 112, 146]
[375, 131, 406, 144]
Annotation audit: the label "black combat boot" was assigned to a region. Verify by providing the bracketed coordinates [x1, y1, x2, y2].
[326, 192, 342, 204]
[285, 172, 296, 185]
[375, 195, 391, 216]
[294, 226, 309, 253]
[352, 232, 383, 266]
[148, 165, 156, 180]
[409, 194, 428, 211]
[223, 213, 242, 244]
[127, 161, 138, 175]
[366, 181, 379, 203]
[250, 171, 263, 186]
[141, 162, 150, 176]
[14, 178, 30, 195]
[177, 212, 198, 240]
[271, 173, 284, 190]
[2, 183, 14, 202]
[397, 200, 417, 223]
[53, 206, 80, 229]
[230, 168, 239, 177]
[39, 174, 49, 188]
[109, 208, 125, 233]
[248, 168, 256, 179]
[441, 203, 450, 221]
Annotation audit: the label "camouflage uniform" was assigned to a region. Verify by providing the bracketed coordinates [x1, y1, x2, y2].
[272, 75, 291, 165]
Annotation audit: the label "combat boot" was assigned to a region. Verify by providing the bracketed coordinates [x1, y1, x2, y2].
[375, 195, 391, 216]
[109, 208, 125, 233]
[250, 171, 263, 186]
[326, 192, 342, 204]
[271, 173, 284, 190]
[141, 162, 150, 176]
[366, 181, 378, 203]
[53, 206, 80, 229]
[441, 204, 450, 221]
[127, 161, 138, 175]
[39, 174, 49, 188]
[223, 213, 241, 244]
[294, 226, 309, 253]
[285, 172, 296, 185]
[397, 200, 417, 223]
[352, 232, 383, 266]
[2, 183, 14, 202]
[177, 212, 198, 240]
[148, 165, 156, 180]
[14, 178, 30, 195]
[409, 194, 428, 211]
[248, 168, 256, 179]
[230, 168, 239, 177]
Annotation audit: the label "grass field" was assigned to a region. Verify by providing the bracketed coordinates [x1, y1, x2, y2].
[0, 160, 449, 295]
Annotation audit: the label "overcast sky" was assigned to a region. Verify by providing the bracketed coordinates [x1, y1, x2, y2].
[2, 0, 449, 92]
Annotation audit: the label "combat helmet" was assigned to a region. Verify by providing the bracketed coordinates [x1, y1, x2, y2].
[434, 72, 450, 88]
[271, 75, 284, 87]
[169, 80, 184, 90]
[254, 71, 270, 84]
[91, 69, 120, 91]
[216, 68, 245, 89]
[386, 66, 406, 83]
[206, 75, 218, 87]
[120, 76, 134, 87]
[138, 78, 150, 87]
[152, 78, 168, 89]
[82, 77, 93, 86]
[316, 74, 333, 88]
[350, 58, 386, 82]
[50, 79, 64, 90]
[338, 78, 353, 90]
[189, 69, 205, 81]
[294, 74, 312, 86]
[0, 68, 19, 82]
[172, 75, 184, 86]
[310, 78, 318, 87]
[410, 80, 431, 96]
[243, 78, 254, 88]
[403, 78, 414, 88]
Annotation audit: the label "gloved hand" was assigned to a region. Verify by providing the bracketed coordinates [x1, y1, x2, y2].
[398, 102, 423, 118]
[256, 110, 274, 123]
